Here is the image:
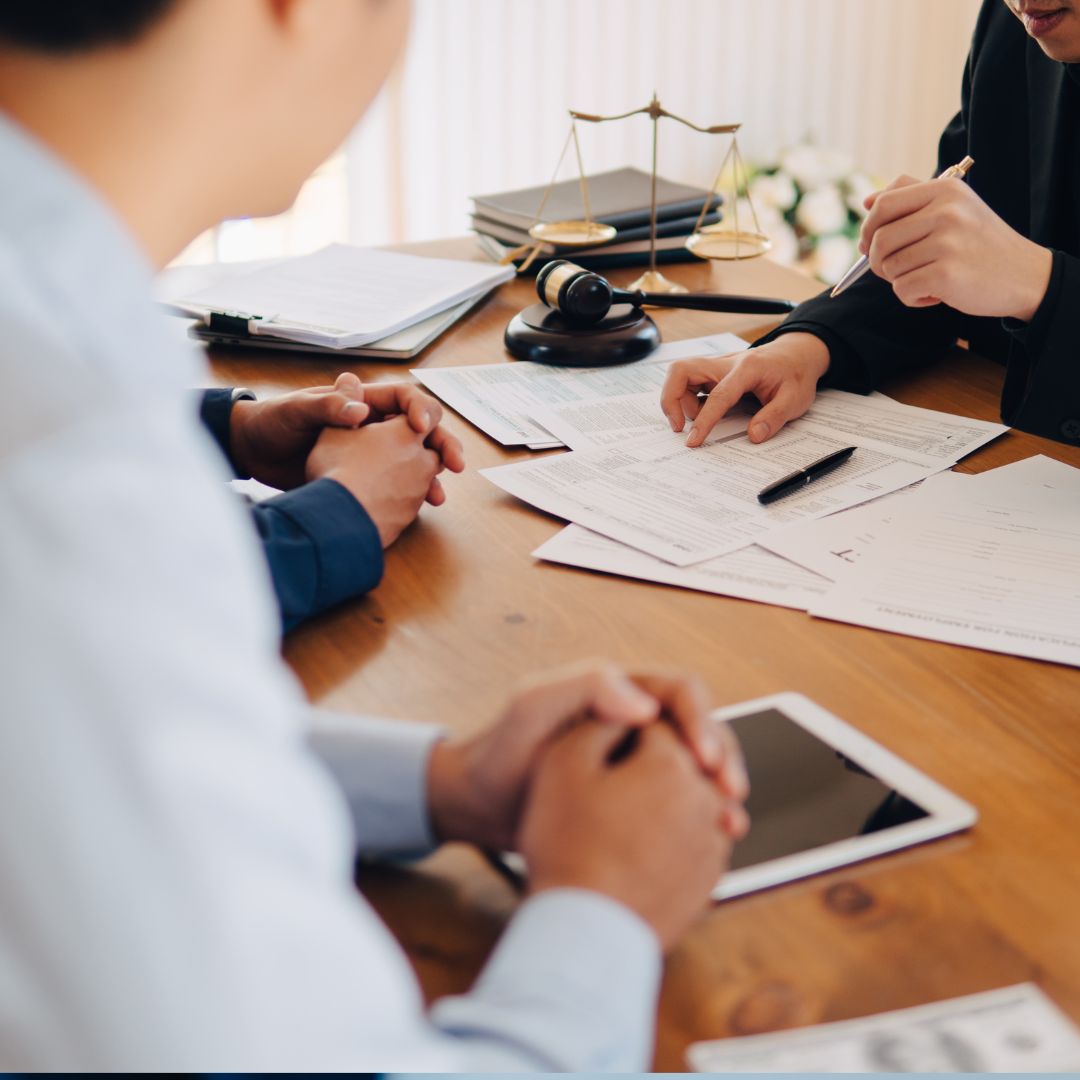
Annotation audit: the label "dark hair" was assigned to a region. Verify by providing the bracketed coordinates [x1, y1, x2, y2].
[0, 1, 178, 53]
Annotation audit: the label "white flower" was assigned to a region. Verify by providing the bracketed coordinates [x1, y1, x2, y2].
[780, 144, 853, 191]
[749, 171, 797, 212]
[795, 184, 849, 237]
[763, 219, 799, 266]
[845, 172, 878, 218]
[809, 234, 858, 285]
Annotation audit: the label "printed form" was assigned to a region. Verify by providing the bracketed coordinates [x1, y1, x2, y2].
[810, 456, 1080, 667]
[534, 524, 831, 610]
[413, 332, 748, 447]
[482, 390, 1006, 566]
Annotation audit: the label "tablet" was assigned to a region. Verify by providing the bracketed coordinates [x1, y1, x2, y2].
[712, 692, 976, 900]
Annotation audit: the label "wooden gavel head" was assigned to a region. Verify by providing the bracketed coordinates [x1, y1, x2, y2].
[535, 260, 617, 325]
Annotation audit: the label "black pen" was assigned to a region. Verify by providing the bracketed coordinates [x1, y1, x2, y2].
[757, 446, 857, 505]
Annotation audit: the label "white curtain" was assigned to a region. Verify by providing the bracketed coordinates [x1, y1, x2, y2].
[182, 0, 982, 263]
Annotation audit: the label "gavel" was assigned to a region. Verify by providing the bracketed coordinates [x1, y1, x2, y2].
[535, 259, 796, 325]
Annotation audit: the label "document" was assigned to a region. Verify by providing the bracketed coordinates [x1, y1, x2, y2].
[413, 331, 748, 447]
[687, 983, 1080, 1072]
[758, 472, 969, 582]
[810, 459, 1080, 667]
[533, 524, 831, 610]
[482, 390, 1005, 565]
[176, 243, 514, 349]
[533, 392, 751, 451]
[795, 390, 1007, 469]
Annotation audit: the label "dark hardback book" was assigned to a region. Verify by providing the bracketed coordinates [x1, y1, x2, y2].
[475, 233, 704, 274]
[472, 167, 721, 232]
[471, 209, 722, 252]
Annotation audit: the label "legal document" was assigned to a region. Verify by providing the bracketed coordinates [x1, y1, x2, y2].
[533, 524, 830, 610]
[810, 457, 1080, 667]
[413, 332, 748, 447]
[687, 983, 1080, 1072]
[176, 244, 513, 348]
[482, 391, 1005, 566]
[758, 473, 968, 581]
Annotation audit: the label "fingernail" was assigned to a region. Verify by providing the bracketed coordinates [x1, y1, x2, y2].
[344, 401, 364, 411]
[750, 422, 769, 442]
[686, 427, 702, 448]
[617, 677, 656, 715]
[701, 730, 721, 770]
[725, 758, 750, 799]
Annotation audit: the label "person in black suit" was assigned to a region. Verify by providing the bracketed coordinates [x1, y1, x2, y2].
[199, 375, 464, 632]
[661, 0, 1080, 451]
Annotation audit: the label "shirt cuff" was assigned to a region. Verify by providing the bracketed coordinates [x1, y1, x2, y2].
[753, 319, 874, 393]
[431, 888, 662, 1071]
[1001, 247, 1065, 359]
[259, 478, 384, 628]
[306, 712, 444, 856]
[198, 388, 248, 477]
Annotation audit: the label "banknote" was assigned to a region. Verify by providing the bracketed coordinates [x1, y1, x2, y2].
[687, 983, 1080, 1072]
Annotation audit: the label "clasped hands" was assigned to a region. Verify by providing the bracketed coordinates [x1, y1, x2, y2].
[427, 663, 750, 950]
[229, 372, 465, 546]
[660, 173, 1053, 448]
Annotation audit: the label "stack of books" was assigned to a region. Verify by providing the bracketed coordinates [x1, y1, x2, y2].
[471, 166, 722, 272]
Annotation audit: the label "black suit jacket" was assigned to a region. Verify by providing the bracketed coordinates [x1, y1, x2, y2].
[760, 0, 1080, 446]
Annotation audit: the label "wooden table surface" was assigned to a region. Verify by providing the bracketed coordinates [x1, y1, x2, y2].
[208, 241, 1080, 1069]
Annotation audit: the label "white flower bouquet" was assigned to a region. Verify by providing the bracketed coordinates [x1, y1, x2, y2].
[745, 143, 881, 285]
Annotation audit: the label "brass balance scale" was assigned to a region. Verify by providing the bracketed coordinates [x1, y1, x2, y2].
[502, 97, 793, 366]
[508, 94, 772, 289]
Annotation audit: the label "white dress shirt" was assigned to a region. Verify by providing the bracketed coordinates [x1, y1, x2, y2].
[0, 111, 661, 1072]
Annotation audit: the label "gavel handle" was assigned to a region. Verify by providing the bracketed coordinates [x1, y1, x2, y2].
[612, 289, 796, 316]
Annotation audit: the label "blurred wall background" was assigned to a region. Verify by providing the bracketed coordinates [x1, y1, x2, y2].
[180, 0, 983, 265]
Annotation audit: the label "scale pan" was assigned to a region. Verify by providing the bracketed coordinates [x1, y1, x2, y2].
[529, 220, 617, 246]
[686, 225, 771, 261]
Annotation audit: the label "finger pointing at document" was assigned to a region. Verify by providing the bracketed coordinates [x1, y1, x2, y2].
[660, 332, 830, 447]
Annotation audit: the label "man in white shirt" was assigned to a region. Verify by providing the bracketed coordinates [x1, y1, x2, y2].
[0, 0, 749, 1070]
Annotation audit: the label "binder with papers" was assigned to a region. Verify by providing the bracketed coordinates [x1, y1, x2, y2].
[159, 243, 514, 353]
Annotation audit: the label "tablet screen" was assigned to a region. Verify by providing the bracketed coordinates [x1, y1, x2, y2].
[727, 708, 930, 871]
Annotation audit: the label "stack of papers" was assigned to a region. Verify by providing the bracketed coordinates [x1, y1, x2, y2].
[422, 330, 1078, 669]
[413, 332, 750, 450]
[482, 389, 1006, 565]
[808, 454, 1080, 666]
[687, 983, 1080, 1072]
[161, 243, 513, 352]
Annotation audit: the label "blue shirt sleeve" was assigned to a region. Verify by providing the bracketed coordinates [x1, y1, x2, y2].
[252, 478, 384, 632]
[198, 388, 244, 475]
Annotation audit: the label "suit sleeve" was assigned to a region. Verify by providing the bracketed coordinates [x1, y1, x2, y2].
[196, 389, 384, 630]
[1000, 249, 1080, 442]
[752, 68, 974, 391]
[252, 479, 384, 633]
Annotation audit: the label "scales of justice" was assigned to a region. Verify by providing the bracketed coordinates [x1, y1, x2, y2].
[504, 95, 795, 366]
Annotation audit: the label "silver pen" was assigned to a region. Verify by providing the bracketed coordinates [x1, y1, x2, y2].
[830, 155, 975, 298]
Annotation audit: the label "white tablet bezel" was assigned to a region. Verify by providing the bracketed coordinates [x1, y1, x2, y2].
[712, 691, 977, 900]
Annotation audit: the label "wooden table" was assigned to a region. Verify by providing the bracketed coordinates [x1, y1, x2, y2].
[208, 241, 1080, 1069]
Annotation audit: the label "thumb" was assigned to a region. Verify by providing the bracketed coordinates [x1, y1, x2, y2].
[334, 371, 364, 397]
[747, 392, 800, 443]
[543, 718, 638, 776]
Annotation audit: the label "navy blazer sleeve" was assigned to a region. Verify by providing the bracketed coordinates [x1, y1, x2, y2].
[198, 388, 384, 632]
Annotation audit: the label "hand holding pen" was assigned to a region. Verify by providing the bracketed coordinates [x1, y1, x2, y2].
[832, 155, 1053, 321]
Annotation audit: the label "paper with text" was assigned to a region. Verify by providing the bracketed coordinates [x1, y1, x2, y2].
[810, 462, 1080, 667]
[533, 524, 830, 609]
[758, 473, 968, 581]
[483, 423, 935, 565]
[413, 331, 748, 447]
[482, 391, 1005, 565]
[687, 983, 1080, 1072]
[178, 244, 513, 348]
